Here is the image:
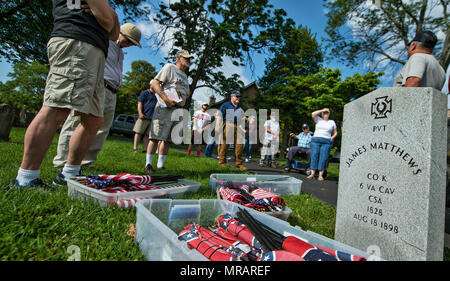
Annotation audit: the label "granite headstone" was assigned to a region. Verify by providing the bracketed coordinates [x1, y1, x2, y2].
[335, 88, 447, 261]
[0, 104, 14, 141]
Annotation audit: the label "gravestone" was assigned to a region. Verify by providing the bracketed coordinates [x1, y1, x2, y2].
[335, 88, 447, 261]
[0, 104, 15, 141]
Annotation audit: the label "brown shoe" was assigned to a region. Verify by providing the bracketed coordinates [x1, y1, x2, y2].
[237, 165, 247, 171]
[270, 163, 277, 168]
[306, 174, 314, 180]
[318, 176, 325, 181]
[219, 163, 227, 168]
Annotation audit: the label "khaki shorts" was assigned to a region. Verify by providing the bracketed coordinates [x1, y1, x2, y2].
[148, 105, 181, 142]
[133, 118, 151, 135]
[43, 37, 106, 117]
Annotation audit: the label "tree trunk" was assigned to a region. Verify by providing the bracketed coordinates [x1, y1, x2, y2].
[440, 29, 450, 71]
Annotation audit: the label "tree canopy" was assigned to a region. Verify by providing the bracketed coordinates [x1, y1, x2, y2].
[0, 61, 49, 113]
[0, 0, 148, 64]
[324, 0, 450, 72]
[148, 0, 292, 108]
[115, 60, 157, 115]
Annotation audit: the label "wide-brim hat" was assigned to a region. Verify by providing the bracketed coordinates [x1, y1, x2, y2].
[120, 23, 142, 48]
[176, 50, 194, 59]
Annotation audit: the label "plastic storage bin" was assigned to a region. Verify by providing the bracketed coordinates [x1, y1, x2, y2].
[67, 177, 201, 208]
[216, 189, 292, 221]
[209, 174, 302, 195]
[135, 199, 372, 261]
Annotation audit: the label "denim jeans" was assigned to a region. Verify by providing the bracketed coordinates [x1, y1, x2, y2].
[243, 138, 252, 159]
[310, 137, 332, 171]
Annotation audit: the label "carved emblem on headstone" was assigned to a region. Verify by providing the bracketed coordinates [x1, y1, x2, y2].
[371, 96, 392, 119]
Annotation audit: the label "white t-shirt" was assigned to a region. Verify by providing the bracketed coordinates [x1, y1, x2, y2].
[264, 120, 280, 141]
[313, 117, 336, 139]
[193, 110, 211, 130]
[154, 63, 190, 107]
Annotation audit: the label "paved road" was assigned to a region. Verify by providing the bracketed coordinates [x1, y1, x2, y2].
[242, 159, 339, 206]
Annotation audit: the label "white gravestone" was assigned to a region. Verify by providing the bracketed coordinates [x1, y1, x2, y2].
[335, 88, 447, 261]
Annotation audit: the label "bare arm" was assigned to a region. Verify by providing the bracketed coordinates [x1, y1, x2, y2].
[312, 108, 328, 122]
[331, 128, 338, 141]
[404, 77, 421, 87]
[85, 0, 116, 32]
[150, 80, 176, 108]
[137, 102, 144, 119]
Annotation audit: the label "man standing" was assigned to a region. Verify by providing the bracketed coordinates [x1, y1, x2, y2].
[187, 103, 211, 157]
[133, 82, 158, 153]
[394, 30, 446, 90]
[260, 112, 280, 168]
[53, 23, 142, 173]
[217, 91, 247, 171]
[144, 50, 193, 172]
[8, 0, 119, 189]
[285, 123, 313, 172]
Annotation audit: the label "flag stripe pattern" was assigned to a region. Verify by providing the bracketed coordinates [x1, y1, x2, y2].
[218, 184, 285, 212]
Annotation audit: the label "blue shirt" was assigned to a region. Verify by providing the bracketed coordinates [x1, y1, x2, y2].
[296, 131, 313, 148]
[138, 89, 157, 120]
[219, 101, 245, 124]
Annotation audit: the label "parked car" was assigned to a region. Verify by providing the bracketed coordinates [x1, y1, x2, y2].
[110, 114, 138, 137]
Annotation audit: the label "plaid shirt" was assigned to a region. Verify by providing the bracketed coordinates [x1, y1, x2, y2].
[296, 131, 313, 148]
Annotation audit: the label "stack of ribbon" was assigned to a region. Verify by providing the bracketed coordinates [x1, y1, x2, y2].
[178, 210, 366, 262]
[217, 181, 285, 212]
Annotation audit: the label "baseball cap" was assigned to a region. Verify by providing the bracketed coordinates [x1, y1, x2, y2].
[120, 23, 142, 48]
[408, 30, 438, 49]
[302, 123, 309, 129]
[231, 90, 241, 97]
[176, 50, 194, 59]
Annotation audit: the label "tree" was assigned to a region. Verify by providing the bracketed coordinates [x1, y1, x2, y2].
[148, 0, 290, 109]
[0, 0, 149, 64]
[115, 60, 157, 115]
[0, 61, 49, 113]
[323, 0, 450, 73]
[257, 25, 323, 156]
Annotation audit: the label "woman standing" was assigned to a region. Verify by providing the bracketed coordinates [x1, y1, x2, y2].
[307, 108, 337, 181]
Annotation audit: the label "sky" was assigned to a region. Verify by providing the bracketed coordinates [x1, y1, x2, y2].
[0, 0, 448, 107]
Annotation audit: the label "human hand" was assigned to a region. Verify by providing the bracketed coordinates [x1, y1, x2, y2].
[80, 3, 93, 15]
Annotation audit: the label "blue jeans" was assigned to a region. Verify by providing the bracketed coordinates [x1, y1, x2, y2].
[310, 137, 332, 171]
[243, 138, 252, 159]
[205, 143, 216, 157]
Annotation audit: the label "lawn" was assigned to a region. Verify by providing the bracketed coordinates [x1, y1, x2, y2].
[0, 127, 448, 261]
[0, 127, 338, 261]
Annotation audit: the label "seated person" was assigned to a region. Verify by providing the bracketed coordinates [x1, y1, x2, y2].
[285, 123, 313, 171]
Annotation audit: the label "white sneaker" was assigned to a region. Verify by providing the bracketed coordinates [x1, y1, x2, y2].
[245, 158, 249, 163]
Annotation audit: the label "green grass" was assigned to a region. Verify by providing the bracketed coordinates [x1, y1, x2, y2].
[0, 127, 447, 261]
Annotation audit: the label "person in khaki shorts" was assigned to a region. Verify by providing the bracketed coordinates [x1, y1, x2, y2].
[133, 82, 157, 153]
[144, 50, 193, 173]
[7, 0, 119, 190]
[52, 23, 142, 171]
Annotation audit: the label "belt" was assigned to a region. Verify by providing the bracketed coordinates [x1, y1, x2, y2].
[104, 81, 118, 94]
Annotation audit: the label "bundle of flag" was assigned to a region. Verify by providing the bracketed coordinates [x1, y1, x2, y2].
[218, 182, 285, 212]
[76, 174, 185, 208]
[81, 174, 185, 193]
[178, 211, 365, 262]
[236, 208, 367, 261]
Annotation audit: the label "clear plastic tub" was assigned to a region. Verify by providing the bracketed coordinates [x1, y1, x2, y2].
[216, 189, 292, 221]
[209, 174, 302, 195]
[67, 177, 201, 208]
[135, 199, 373, 261]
